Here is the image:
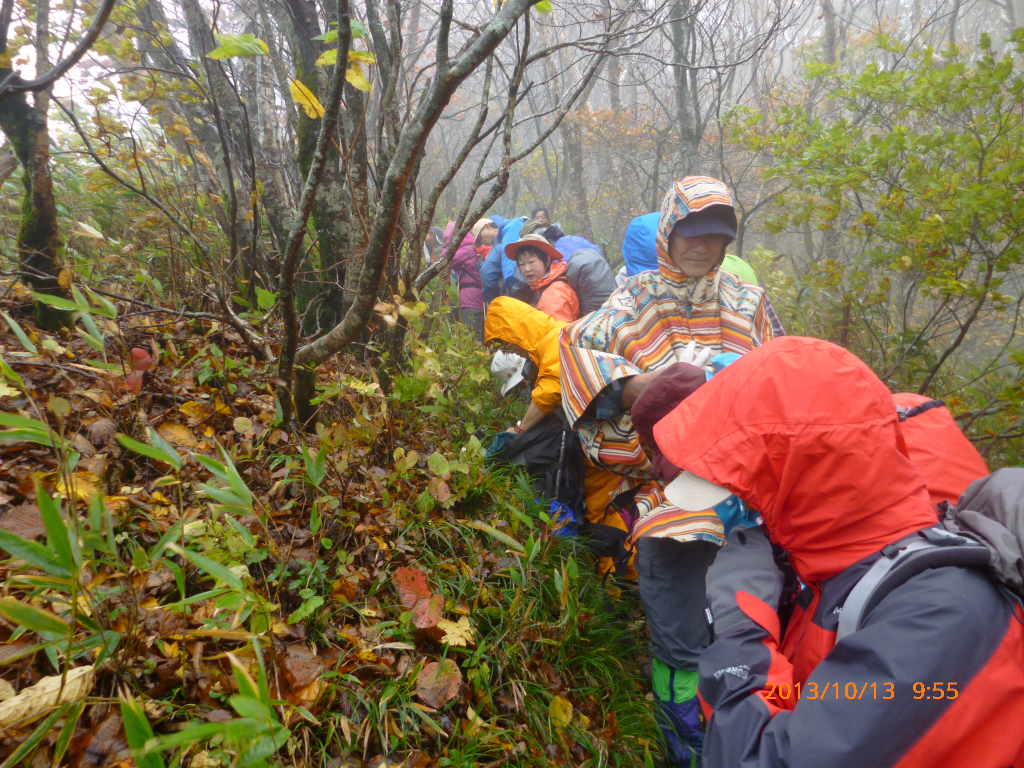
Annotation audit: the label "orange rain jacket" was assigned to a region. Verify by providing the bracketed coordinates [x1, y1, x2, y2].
[529, 259, 579, 323]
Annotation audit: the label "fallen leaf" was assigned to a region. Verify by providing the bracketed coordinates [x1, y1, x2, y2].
[233, 416, 253, 433]
[0, 665, 94, 727]
[87, 418, 117, 446]
[55, 471, 100, 503]
[0, 504, 45, 540]
[433, 479, 451, 503]
[179, 401, 213, 421]
[415, 659, 461, 708]
[130, 347, 155, 371]
[71, 710, 126, 768]
[549, 695, 573, 731]
[124, 370, 144, 395]
[281, 644, 323, 689]
[436, 617, 475, 647]
[392, 567, 443, 628]
[157, 422, 198, 448]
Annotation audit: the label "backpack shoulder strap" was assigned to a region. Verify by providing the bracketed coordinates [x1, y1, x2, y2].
[837, 528, 990, 641]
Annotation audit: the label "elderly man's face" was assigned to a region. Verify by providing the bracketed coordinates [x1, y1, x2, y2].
[534, 210, 550, 225]
[480, 223, 498, 245]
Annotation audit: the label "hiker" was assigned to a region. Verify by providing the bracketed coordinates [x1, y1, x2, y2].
[622, 210, 759, 284]
[445, 222, 485, 343]
[542, 226, 618, 316]
[532, 207, 551, 226]
[485, 295, 636, 581]
[653, 336, 1024, 768]
[506, 234, 579, 323]
[424, 226, 445, 264]
[559, 176, 785, 766]
[481, 215, 529, 302]
[472, 218, 499, 249]
[893, 392, 989, 506]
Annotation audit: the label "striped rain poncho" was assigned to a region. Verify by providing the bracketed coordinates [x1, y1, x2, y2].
[558, 176, 785, 544]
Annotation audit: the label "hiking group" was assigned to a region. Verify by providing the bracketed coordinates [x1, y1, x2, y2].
[434, 177, 1024, 768]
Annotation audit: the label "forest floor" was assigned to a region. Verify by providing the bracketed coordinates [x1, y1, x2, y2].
[0, 278, 659, 768]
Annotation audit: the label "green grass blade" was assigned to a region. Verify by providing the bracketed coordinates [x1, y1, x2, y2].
[0, 597, 71, 636]
[0, 529, 72, 577]
[167, 543, 244, 590]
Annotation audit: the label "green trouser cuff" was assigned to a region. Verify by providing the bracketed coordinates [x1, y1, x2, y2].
[651, 659, 699, 704]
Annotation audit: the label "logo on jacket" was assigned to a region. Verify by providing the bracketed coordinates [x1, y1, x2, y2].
[713, 665, 751, 681]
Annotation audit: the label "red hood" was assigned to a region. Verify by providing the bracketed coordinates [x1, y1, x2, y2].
[653, 337, 938, 583]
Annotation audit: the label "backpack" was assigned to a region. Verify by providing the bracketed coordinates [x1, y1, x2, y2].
[564, 249, 618, 315]
[837, 468, 1024, 641]
[491, 410, 587, 515]
[489, 411, 632, 573]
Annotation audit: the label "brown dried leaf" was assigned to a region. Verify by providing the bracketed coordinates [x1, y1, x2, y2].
[87, 418, 117, 446]
[71, 711, 127, 768]
[0, 643, 36, 665]
[0, 503, 44, 540]
[281, 644, 323, 689]
[415, 659, 461, 708]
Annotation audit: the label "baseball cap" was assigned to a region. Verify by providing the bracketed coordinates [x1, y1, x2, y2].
[490, 351, 527, 396]
[664, 470, 732, 512]
[471, 218, 494, 244]
[672, 205, 738, 240]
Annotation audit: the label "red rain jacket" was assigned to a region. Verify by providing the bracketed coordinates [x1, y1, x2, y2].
[655, 336, 1024, 768]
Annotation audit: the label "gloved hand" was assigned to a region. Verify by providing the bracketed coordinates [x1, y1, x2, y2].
[705, 525, 785, 641]
[677, 339, 712, 369]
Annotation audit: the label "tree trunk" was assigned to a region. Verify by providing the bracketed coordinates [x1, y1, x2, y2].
[560, 113, 595, 240]
[0, 0, 67, 327]
[821, 0, 837, 65]
[284, 0, 348, 335]
[671, 0, 699, 173]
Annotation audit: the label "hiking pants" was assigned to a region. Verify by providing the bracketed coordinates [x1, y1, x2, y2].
[637, 537, 719, 766]
[458, 307, 484, 343]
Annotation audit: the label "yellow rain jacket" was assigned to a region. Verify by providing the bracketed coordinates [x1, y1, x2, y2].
[485, 296, 565, 415]
[485, 297, 637, 581]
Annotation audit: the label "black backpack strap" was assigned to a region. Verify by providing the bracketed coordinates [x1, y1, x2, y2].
[896, 399, 946, 421]
[837, 527, 990, 641]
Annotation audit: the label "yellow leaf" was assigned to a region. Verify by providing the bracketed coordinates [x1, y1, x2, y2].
[549, 695, 573, 731]
[290, 79, 325, 118]
[348, 49, 375, 64]
[346, 64, 372, 92]
[57, 268, 72, 290]
[157, 421, 198, 448]
[314, 48, 337, 67]
[437, 616, 475, 647]
[55, 471, 100, 502]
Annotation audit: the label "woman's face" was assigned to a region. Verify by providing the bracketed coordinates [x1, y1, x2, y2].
[668, 232, 727, 278]
[517, 250, 549, 283]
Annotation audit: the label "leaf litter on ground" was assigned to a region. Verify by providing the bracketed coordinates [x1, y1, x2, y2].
[0, 276, 660, 767]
